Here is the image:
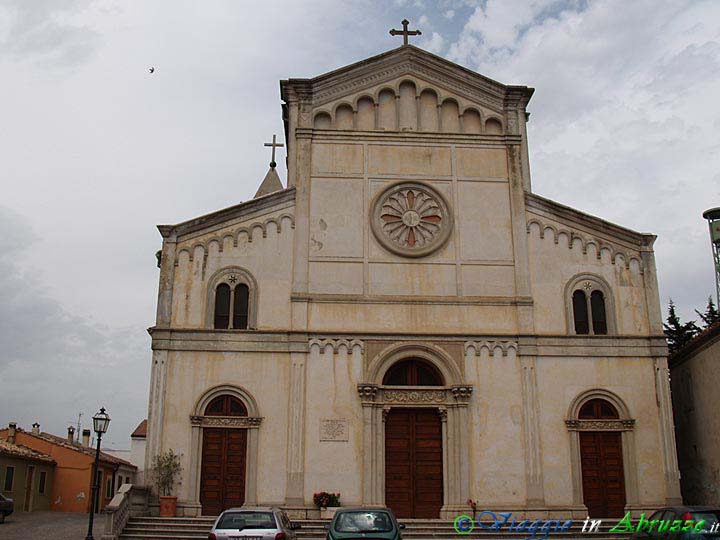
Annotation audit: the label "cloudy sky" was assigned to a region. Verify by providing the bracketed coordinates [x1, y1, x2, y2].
[1, 0, 718, 447]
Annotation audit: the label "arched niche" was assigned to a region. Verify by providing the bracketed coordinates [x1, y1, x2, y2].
[398, 80, 417, 131]
[441, 99, 460, 133]
[419, 89, 439, 131]
[356, 96, 375, 130]
[463, 108, 482, 134]
[335, 104, 354, 130]
[485, 117, 503, 134]
[313, 112, 331, 129]
[377, 88, 396, 131]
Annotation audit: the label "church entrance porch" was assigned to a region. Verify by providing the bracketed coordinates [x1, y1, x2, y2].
[385, 408, 443, 518]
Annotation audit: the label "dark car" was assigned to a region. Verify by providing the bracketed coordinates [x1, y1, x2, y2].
[631, 506, 720, 540]
[326, 508, 405, 540]
[0, 493, 13, 523]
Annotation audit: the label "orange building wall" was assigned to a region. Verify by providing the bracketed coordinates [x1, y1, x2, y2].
[0, 430, 117, 513]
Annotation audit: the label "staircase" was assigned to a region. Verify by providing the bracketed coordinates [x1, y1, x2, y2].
[119, 517, 631, 540]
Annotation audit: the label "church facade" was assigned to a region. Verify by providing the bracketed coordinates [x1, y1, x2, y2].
[144, 44, 681, 519]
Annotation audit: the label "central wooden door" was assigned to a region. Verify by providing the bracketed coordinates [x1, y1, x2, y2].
[385, 409, 443, 518]
[580, 431, 626, 517]
[200, 428, 247, 515]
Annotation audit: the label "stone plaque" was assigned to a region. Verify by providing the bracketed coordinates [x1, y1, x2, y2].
[320, 418, 349, 441]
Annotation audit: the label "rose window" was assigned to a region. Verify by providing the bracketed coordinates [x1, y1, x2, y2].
[370, 182, 453, 257]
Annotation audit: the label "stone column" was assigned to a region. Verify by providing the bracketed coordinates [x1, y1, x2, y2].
[520, 356, 545, 505]
[285, 351, 307, 505]
[654, 357, 682, 503]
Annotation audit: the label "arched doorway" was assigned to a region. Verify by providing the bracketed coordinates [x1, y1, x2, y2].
[199, 395, 248, 515]
[578, 398, 626, 517]
[383, 359, 444, 518]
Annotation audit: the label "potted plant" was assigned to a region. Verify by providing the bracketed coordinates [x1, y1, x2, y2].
[467, 498, 478, 519]
[313, 491, 341, 519]
[152, 449, 183, 517]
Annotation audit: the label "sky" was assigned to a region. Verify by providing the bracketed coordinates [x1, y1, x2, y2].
[0, 0, 718, 448]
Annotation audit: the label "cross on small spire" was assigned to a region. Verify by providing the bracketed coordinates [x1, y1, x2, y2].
[389, 19, 421, 46]
[264, 134, 284, 168]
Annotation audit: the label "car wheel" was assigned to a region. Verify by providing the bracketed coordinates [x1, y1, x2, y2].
[0, 513, 5, 524]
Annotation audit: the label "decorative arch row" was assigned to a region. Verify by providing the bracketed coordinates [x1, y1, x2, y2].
[313, 80, 504, 135]
[526, 218, 643, 272]
[176, 213, 295, 265]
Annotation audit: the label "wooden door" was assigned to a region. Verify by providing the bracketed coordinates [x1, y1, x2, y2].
[200, 429, 247, 515]
[385, 409, 443, 518]
[24, 466, 35, 511]
[580, 431, 626, 517]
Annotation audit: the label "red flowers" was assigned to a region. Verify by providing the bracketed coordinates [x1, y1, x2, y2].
[313, 492, 341, 508]
[467, 498, 478, 511]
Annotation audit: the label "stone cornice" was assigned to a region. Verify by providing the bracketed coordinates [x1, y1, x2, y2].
[525, 192, 651, 250]
[300, 128, 522, 146]
[148, 328, 667, 357]
[158, 188, 296, 241]
[290, 293, 534, 306]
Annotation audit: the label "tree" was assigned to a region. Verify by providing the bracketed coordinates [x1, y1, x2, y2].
[663, 299, 700, 353]
[695, 296, 720, 328]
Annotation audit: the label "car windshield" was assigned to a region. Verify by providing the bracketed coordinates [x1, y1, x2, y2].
[691, 512, 720, 531]
[334, 511, 393, 533]
[216, 511, 276, 530]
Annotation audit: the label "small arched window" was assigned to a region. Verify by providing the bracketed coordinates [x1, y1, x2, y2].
[214, 284, 231, 329]
[579, 398, 619, 419]
[568, 277, 612, 335]
[209, 268, 257, 330]
[383, 358, 444, 386]
[204, 395, 248, 416]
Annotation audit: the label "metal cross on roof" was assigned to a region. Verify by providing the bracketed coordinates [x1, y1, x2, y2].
[264, 134, 284, 168]
[389, 19, 422, 46]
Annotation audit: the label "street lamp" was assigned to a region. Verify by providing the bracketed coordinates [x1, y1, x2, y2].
[85, 407, 110, 540]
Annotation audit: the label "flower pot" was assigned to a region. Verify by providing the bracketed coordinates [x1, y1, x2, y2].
[320, 507, 341, 519]
[159, 496, 178, 517]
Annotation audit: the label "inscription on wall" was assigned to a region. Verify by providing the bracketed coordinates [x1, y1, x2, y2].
[320, 418, 349, 441]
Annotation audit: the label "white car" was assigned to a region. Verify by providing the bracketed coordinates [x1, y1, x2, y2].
[208, 506, 301, 540]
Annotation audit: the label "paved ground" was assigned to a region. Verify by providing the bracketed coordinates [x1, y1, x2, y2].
[0, 510, 96, 540]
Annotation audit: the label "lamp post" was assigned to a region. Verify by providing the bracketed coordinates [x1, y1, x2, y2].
[85, 407, 110, 540]
[703, 207, 720, 307]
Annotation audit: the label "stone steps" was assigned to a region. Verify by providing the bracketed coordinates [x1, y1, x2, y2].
[120, 516, 629, 540]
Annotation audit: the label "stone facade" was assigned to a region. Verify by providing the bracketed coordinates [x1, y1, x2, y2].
[669, 321, 720, 505]
[144, 45, 680, 518]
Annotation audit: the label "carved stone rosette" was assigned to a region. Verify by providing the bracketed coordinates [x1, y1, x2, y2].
[565, 419, 635, 431]
[370, 181, 453, 258]
[190, 415, 263, 428]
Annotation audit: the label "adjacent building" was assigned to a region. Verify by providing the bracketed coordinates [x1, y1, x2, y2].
[145, 42, 681, 519]
[669, 320, 720, 505]
[0, 423, 137, 513]
[0, 425, 56, 513]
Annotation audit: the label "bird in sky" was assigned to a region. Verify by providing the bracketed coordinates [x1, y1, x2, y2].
[149, 67, 155, 74]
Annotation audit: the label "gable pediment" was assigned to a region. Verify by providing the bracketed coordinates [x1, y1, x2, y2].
[281, 45, 533, 113]
[281, 46, 533, 135]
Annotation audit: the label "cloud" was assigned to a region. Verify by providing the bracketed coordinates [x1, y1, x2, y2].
[0, 206, 149, 448]
[445, 0, 720, 321]
[0, 0, 102, 67]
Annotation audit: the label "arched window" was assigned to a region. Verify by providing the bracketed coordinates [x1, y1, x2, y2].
[567, 275, 613, 335]
[214, 284, 231, 329]
[204, 394, 248, 416]
[383, 358, 444, 386]
[579, 398, 619, 419]
[208, 267, 258, 330]
[233, 284, 249, 330]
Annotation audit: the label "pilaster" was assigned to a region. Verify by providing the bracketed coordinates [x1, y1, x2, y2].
[653, 357, 682, 503]
[285, 351, 307, 505]
[520, 355, 545, 505]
